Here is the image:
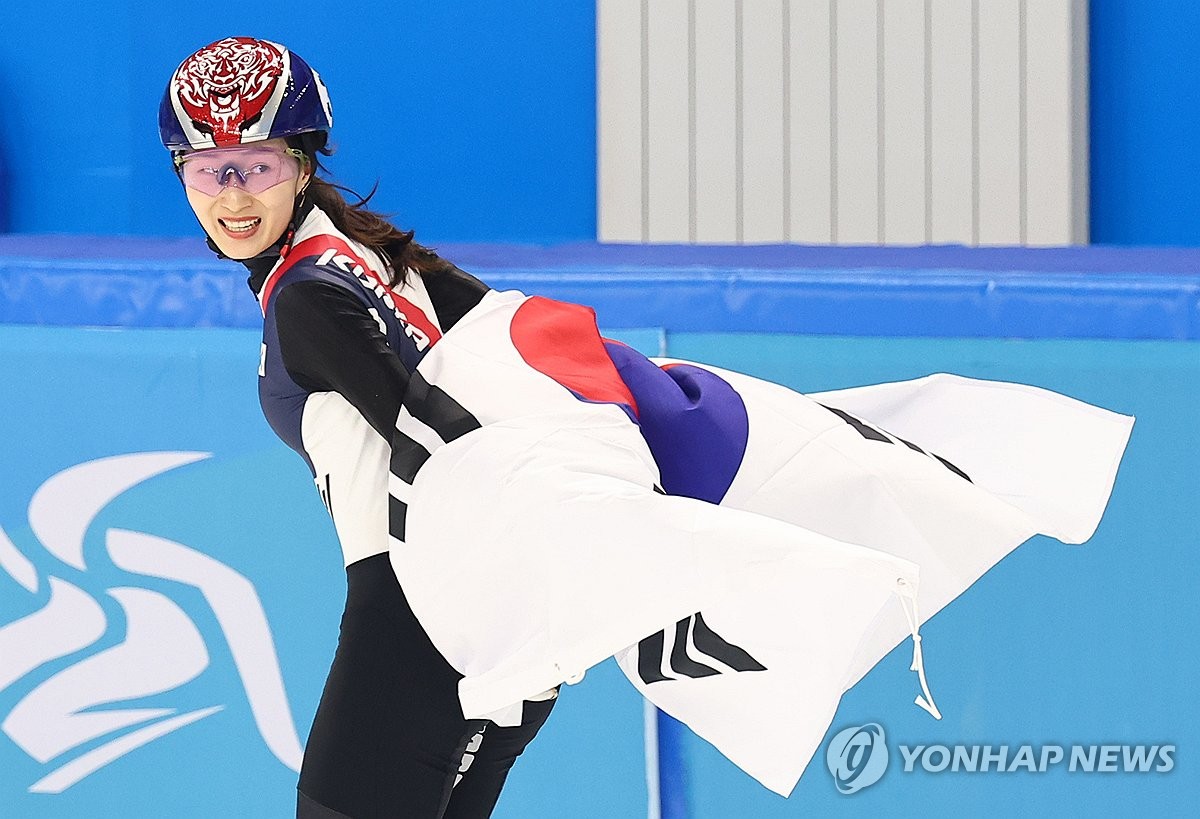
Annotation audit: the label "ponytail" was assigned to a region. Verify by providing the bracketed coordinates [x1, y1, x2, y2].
[288, 133, 452, 287]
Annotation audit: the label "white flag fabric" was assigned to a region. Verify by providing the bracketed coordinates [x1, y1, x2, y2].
[613, 366, 1133, 794]
[386, 290, 1133, 797]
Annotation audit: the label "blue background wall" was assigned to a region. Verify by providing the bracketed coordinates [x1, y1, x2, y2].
[1089, 0, 1200, 245]
[1, 1, 1197, 244]
[0, 2, 596, 243]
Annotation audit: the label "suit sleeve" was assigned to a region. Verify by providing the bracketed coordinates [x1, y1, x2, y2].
[273, 279, 410, 440]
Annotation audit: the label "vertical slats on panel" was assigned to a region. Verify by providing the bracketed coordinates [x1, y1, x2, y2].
[741, 0, 787, 243]
[976, 0, 1022, 244]
[646, 0, 691, 242]
[881, 0, 927, 244]
[597, 0, 644, 242]
[1025, 0, 1087, 244]
[833, 0, 880, 244]
[929, 0, 973, 244]
[598, 0, 1086, 246]
[1069, 0, 1089, 244]
[789, 0, 833, 243]
[694, 0, 738, 242]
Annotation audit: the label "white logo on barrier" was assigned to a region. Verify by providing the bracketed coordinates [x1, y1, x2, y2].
[0, 453, 303, 794]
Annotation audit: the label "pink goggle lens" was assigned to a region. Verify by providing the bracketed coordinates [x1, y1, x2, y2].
[177, 147, 304, 196]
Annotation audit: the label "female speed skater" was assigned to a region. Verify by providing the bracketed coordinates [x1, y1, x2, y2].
[160, 36, 1132, 817]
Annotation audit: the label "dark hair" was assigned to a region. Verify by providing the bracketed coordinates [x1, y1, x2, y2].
[287, 132, 451, 287]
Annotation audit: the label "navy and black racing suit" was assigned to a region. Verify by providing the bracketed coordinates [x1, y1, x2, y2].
[243, 204, 553, 819]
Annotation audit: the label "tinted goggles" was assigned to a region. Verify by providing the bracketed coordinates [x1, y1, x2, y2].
[175, 146, 306, 196]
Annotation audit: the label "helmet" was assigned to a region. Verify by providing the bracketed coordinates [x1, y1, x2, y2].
[159, 37, 333, 151]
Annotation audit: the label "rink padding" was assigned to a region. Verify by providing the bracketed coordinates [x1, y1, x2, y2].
[2, 235, 1198, 339]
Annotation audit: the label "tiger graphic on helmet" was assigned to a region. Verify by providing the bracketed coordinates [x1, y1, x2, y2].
[173, 37, 285, 146]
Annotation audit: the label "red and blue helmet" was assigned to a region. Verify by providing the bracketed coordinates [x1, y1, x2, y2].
[159, 37, 333, 151]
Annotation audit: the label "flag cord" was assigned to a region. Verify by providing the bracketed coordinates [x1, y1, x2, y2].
[896, 579, 943, 720]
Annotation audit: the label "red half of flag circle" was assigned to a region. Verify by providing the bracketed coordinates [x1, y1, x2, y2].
[510, 296, 638, 414]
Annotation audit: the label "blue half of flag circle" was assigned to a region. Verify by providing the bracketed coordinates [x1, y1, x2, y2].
[604, 342, 749, 504]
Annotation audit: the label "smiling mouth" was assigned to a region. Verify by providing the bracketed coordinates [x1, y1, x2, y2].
[218, 217, 262, 235]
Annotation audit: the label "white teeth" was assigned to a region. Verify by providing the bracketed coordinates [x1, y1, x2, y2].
[221, 218, 261, 233]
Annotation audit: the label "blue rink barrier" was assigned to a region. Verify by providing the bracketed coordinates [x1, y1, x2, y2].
[1, 237, 1197, 817]
[2, 236, 1199, 338]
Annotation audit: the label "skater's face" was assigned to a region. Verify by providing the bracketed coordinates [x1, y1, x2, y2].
[178, 139, 311, 259]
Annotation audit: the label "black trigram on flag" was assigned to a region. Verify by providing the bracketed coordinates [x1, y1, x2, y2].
[819, 403, 972, 482]
[637, 612, 766, 685]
